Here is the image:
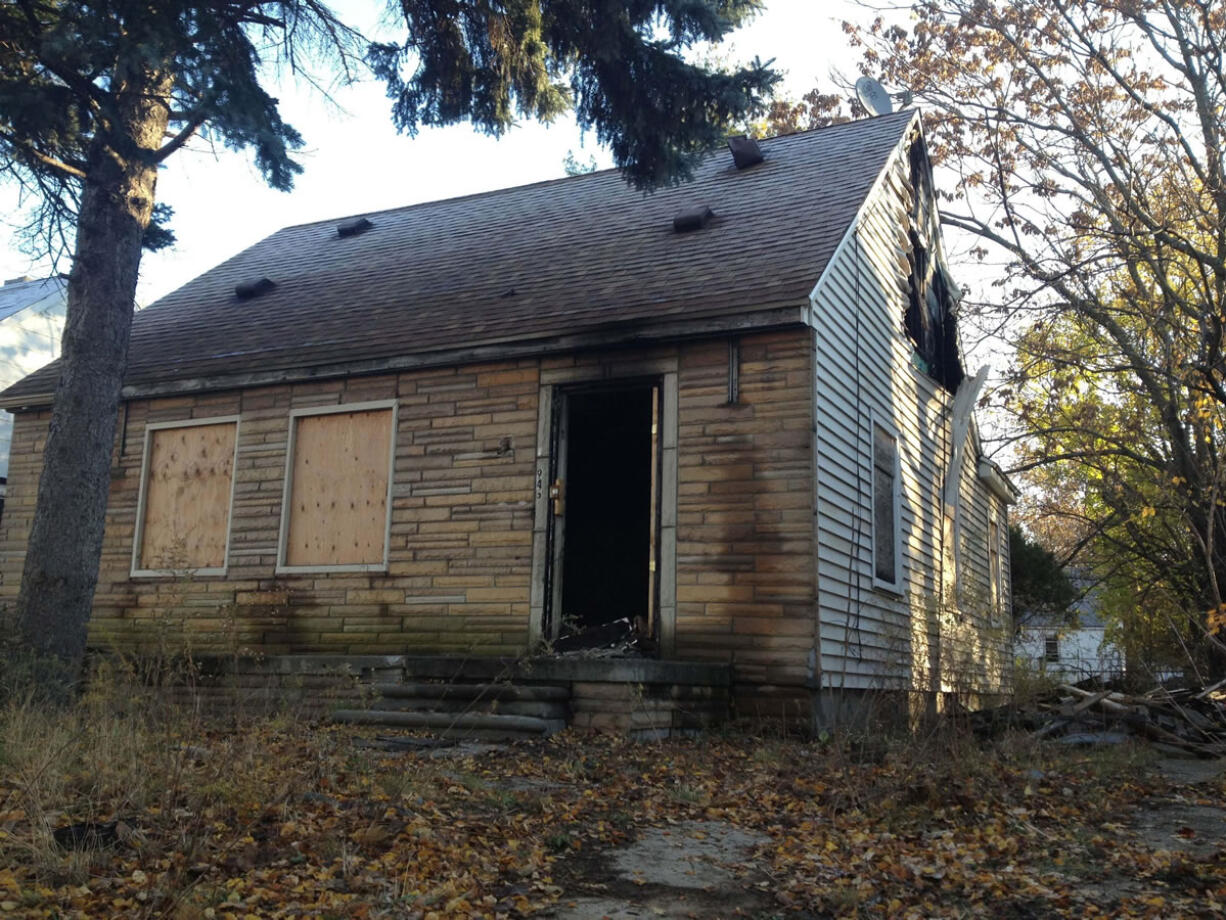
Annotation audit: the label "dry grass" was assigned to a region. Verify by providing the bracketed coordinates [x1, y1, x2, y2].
[0, 668, 1216, 919]
[0, 667, 337, 917]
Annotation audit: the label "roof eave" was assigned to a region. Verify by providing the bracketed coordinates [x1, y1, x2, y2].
[805, 109, 923, 317]
[977, 458, 1020, 505]
[0, 303, 808, 409]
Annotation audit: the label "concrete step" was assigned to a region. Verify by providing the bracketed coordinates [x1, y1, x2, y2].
[372, 697, 568, 720]
[374, 682, 570, 703]
[332, 708, 564, 737]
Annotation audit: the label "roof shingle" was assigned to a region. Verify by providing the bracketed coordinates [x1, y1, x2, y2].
[2, 111, 915, 404]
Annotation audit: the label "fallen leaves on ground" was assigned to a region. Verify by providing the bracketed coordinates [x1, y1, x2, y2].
[1, 704, 1223, 918]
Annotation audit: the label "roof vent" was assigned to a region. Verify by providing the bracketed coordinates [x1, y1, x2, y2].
[727, 135, 764, 170]
[3, 276, 33, 286]
[235, 277, 276, 300]
[336, 217, 373, 238]
[673, 205, 714, 233]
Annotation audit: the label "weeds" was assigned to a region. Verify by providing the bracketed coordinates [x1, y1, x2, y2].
[0, 661, 320, 917]
[0, 661, 1214, 918]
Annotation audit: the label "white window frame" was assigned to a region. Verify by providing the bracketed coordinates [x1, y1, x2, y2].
[276, 399, 398, 574]
[1044, 633, 1060, 663]
[869, 414, 904, 595]
[988, 511, 1002, 617]
[131, 415, 241, 578]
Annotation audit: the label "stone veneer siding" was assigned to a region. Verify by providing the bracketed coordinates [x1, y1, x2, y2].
[0, 330, 817, 688]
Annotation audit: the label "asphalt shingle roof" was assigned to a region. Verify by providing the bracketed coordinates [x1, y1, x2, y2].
[2, 111, 915, 404]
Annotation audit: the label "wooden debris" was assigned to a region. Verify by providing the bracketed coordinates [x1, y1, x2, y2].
[972, 680, 1226, 758]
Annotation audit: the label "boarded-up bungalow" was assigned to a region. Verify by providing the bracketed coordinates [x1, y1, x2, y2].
[0, 111, 1015, 729]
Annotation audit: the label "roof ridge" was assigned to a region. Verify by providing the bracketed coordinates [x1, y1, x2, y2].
[276, 159, 627, 234]
[1, 275, 64, 287]
[275, 112, 917, 235]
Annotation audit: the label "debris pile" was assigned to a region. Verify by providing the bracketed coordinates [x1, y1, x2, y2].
[975, 678, 1226, 758]
[551, 616, 656, 657]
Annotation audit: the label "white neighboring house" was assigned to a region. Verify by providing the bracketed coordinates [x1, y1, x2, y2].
[0, 276, 67, 501]
[1016, 604, 1124, 683]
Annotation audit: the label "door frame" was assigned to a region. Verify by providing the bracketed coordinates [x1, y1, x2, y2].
[529, 363, 678, 656]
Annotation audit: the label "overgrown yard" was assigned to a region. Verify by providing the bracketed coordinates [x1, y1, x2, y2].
[1, 690, 1224, 919]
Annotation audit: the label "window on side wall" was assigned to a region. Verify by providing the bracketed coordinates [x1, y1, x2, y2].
[1044, 633, 1060, 663]
[871, 420, 902, 592]
[988, 515, 1002, 615]
[132, 417, 239, 576]
[277, 401, 397, 573]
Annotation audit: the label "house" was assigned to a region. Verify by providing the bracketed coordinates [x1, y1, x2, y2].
[1016, 606, 1124, 684]
[0, 275, 67, 517]
[0, 111, 1015, 729]
[1015, 576, 1125, 684]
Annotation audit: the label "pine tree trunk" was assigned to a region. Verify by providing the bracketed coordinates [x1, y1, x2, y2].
[12, 61, 172, 696]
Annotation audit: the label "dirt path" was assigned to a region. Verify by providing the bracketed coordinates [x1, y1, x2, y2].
[548, 820, 774, 919]
[1132, 757, 1226, 854]
[545, 754, 1226, 920]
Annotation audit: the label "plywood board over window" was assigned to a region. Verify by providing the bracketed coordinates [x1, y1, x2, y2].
[279, 401, 397, 572]
[133, 417, 239, 576]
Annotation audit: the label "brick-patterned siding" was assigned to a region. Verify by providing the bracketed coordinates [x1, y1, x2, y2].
[0, 406, 51, 640]
[674, 333, 816, 685]
[0, 330, 816, 682]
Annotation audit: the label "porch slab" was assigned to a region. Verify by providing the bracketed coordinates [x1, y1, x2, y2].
[177, 652, 733, 737]
[397, 654, 731, 687]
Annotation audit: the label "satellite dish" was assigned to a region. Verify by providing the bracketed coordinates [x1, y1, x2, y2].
[855, 76, 894, 117]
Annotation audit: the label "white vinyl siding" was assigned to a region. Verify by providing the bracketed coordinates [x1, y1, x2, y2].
[954, 439, 1013, 690]
[988, 516, 1002, 614]
[810, 130, 1011, 697]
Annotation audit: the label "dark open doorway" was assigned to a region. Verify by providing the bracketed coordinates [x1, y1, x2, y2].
[549, 383, 658, 651]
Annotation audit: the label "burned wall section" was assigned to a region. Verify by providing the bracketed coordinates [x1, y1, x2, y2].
[673, 330, 817, 699]
[904, 138, 964, 393]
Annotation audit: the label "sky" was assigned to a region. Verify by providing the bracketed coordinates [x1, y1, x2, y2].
[0, 0, 883, 306]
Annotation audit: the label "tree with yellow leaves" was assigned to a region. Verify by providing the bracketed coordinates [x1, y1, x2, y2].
[825, 1, 1226, 677]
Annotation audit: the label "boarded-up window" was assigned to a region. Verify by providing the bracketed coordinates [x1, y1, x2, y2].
[135, 419, 238, 573]
[872, 422, 899, 587]
[282, 405, 395, 569]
